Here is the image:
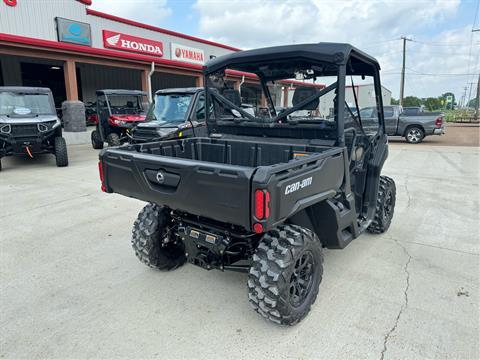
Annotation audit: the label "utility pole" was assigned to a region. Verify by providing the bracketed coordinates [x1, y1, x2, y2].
[467, 82, 475, 108]
[461, 86, 468, 108]
[476, 74, 480, 120]
[399, 36, 413, 106]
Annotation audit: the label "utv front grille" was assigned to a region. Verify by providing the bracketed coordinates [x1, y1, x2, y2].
[133, 128, 158, 140]
[11, 124, 39, 137]
[10, 121, 56, 137]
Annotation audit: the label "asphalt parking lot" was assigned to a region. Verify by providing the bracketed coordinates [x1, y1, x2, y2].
[1, 138, 478, 358]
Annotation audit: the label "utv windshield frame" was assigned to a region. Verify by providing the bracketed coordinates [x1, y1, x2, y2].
[203, 43, 385, 147]
[0, 87, 56, 116]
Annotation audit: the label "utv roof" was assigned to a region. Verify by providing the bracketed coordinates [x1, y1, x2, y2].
[96, 89, 147, 96]
[155, 87, 203, 95]
[204, 43, 380, 77]
[0, 86, 52, 94]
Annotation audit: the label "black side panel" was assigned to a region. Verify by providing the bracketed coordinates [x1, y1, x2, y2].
[252, 148, 345, 230]
[363, 134, 388, 223]
[301, 198, 357, 249]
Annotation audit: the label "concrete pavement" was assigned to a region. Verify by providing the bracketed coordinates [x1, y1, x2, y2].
[0, 143, 478, 359]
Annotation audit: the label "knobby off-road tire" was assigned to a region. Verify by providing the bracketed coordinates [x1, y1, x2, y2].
[132, 203, 186, 271]
[405, 126, 424, 144]
[106, 133, 121, 147]
[248, 224, 324, 326]
[54, 136, 69, 167]
[91, 130, 104, 149]
[367, 176, 396, 234]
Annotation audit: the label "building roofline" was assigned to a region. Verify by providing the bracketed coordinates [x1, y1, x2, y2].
[86, 9, 241, 52]
[0, 32, 204, 71]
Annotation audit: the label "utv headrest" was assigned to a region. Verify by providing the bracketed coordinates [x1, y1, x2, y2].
[292, 87, 320, 110]
[222, 89, 241, 107]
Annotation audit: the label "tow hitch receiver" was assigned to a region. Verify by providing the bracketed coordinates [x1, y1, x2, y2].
[178, 226, 226, 270]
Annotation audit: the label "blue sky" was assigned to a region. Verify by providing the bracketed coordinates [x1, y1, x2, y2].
[92, 0, 478, 102]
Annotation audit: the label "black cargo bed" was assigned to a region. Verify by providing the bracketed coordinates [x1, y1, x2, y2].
[128, 137, 333, 167]
[100, 137, 343, 228]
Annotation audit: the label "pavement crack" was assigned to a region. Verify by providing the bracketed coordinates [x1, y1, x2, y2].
[404, 178, 412, 209]
[380, 240, 412, 360]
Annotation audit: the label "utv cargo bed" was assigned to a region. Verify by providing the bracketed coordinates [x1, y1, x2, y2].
[100, 137, 345, 229]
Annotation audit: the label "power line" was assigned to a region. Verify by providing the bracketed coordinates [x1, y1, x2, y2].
[410, 39, 480, 46]
[382, 72, 479, 76]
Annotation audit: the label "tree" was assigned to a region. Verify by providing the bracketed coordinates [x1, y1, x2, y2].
[391, 97, 399, 105]
[402, 96, 422, 107]
[424, 97, 441, 111]
[468, 98, 477, 108]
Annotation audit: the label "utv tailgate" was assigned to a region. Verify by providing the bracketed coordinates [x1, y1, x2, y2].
[100, 149, 255, 227]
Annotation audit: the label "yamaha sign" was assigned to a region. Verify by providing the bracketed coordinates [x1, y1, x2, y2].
[171, 43, 205, 65]
[102, 30, 163, 57]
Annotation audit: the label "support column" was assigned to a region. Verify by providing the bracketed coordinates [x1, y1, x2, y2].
[283, 86, 289, 107]
[63, 59, 78, 101]
[141, 68, 149, 93]
[196, 76, 204, 87]
[260, 93, 267, 108]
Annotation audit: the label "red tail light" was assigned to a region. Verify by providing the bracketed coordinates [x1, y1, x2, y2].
[255, 190, 265, 219]
[98, 161, 106, 192]
[254, 189, 271, 220]
[435, 117, 443, 128]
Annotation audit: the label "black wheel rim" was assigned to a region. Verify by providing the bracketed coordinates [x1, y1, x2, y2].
[289, 251, 315, 307]
[383, 189, 393, 220]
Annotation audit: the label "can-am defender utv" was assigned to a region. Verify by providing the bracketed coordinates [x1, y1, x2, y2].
[0, 87, 68, 171]
[99, 43, 396, 325]
[91, 89, 147, 149]
[130, 87, 208, 144]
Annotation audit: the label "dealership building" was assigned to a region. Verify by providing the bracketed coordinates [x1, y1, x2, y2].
[0, 0, 245, 107]
[0, 0, 390, 114]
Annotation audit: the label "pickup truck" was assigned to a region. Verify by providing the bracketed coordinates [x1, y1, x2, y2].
[98, 43, 396, 326]
[360, 105, 445, 143]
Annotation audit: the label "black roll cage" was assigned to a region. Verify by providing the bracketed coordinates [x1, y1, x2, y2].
[203, 46, 386, 147]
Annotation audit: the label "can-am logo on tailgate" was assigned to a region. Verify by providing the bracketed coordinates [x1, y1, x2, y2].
[103, 30, 163, 57]
[285, 177, 313, 195]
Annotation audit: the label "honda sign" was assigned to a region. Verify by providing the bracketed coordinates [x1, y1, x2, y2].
[102, 30, 163, 57]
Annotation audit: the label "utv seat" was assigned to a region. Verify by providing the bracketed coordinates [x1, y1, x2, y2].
[292, 87, 320, 110]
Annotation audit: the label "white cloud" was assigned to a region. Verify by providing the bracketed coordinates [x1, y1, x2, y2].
[91, 0, 172, 26]
[194, 0, 474, 101]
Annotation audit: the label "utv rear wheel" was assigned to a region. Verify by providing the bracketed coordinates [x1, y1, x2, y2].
[132, 203, 186, 271]
[405, 126, 424, 144]
[248, 224, 323, 326]
[54, 136, 69, 167]
[367, 176, 396, 234]
[91, 130, 104, 149]
[106, 133, 121, 147]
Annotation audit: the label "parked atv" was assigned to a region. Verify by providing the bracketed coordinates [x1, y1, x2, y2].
[91, 89, 147, 149]
[0, 86, 68, 170]
[99, 43, 396, 325]
[130, 87, 207, 143]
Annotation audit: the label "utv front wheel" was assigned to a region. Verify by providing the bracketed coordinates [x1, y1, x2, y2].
[248, 224, 324, 326]
[91, 130, 104, 149]
[132, 203, 186, 271]
[106, 133, 121, 147]
[367, 176, 396, 233]
[54, 136, 69, 167]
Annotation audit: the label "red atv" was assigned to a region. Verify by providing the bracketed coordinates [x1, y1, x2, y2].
[91, 89, 148, 148]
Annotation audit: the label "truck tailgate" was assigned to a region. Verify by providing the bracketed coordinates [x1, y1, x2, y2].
[100, 149, 255, 227]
